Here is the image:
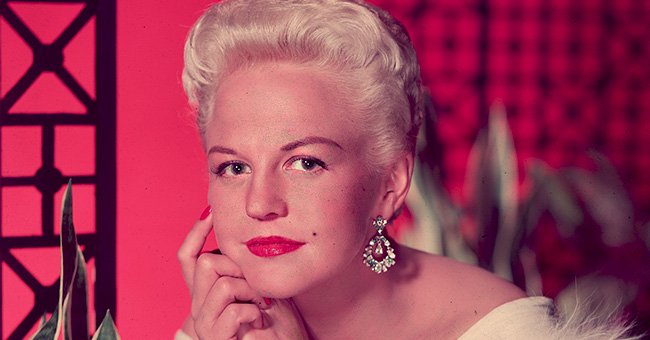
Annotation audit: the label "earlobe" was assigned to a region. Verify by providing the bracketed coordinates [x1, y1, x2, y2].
[380, 153, 414, 219]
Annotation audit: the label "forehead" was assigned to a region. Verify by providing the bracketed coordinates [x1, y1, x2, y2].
[206, 63, 362, 148]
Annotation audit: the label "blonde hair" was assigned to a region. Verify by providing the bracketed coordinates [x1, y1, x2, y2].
[183, 0, 423, 169]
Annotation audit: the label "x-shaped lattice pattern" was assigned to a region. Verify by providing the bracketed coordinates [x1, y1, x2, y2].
[0, 0, 115, 338]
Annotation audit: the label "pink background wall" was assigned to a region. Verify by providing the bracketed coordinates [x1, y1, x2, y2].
[116, 0, 212, 337]
[2, 0, 650, 337]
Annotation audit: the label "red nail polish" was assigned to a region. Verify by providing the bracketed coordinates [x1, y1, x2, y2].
[200, 206, 211, 220]
[263, 297, 272, 305]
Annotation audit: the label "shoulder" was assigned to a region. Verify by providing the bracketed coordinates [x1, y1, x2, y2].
[400, 246, 526, 306]
[393, 246, 527, 338]
[394, 247, 639, 340]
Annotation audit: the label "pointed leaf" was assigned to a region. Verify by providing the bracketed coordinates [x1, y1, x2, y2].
[92, 310, 121, 340]
[61, 180, 79, 298]
[38, 313, 47, 329]
[487, 101, 519, 280]
[31, 180, 83, 340]
[30, 307, 60, 340]
[60, 180, 80, 340]
[66, 247, 89, 339]
[465, 129, 495, 264]
[403, 160, 452, 256]
[564, 153, 634, 246]
[530, 161, 582, 236]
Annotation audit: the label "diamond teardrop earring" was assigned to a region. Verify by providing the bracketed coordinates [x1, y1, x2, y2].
[363, 216, 396, 273]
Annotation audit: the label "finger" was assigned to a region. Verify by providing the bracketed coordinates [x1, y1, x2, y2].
[256, 298, 309, 339]
[196, 302, 263, 339]
[192, 255, 259, 318]
[193, 275, 265, 321]
[192, 253, 244, 303]
[178, 206, 213, 287]
[264, 298, 298, 323]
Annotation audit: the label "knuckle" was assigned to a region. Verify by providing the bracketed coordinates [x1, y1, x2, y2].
[195, 253, 213, 271]
[177, 246, 198, 264]
[215, 276, 235, 293]
[224, 303, 242, 320]
[176, 247, 189, 261]
[246, 306, 262, 321]
[176, 249, 191, 264]
[232, 304, 259, 324]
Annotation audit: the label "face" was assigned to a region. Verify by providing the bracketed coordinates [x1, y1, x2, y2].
[204, 63, 386, 297]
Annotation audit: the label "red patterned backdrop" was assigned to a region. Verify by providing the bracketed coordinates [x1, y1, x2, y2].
[372, 0, 649, 219]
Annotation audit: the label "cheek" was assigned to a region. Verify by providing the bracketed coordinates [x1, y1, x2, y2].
[312, 178, 379, 240]
[208, 180, 244, 214]
[207, 182, 245, 244]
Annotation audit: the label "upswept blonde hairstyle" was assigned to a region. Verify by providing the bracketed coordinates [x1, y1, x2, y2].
[183, 0, 423, 169]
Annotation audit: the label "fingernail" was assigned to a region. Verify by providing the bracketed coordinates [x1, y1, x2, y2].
[263, 297, 272, 305]
[199, 206, 211, 220]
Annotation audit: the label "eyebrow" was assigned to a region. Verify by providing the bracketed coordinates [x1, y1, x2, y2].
[207, 145, 237, 155]
[280, 136, 343, 151]
[207, 136, 343, 155]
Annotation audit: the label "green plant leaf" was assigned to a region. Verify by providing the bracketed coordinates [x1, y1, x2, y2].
[30, 308, 60, 340]
[31, 180, 80, 339]
[30, 180, 121, 339]
[92, 310, 120, 340]
[487, 101, 519, 280]
[564, 152, 634, 246]
[530, 161, 582, 236]
[38, 313, 47, 329]
[60, 180, 79, 301]
[465, 129, 493, 257]
[61, 180, 81, 340]
[464, 101, 519, 279]
[66, 247, 89, 340]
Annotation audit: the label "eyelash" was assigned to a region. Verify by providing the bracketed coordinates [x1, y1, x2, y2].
[213, 161, 251, 177]
[211, 157, 328, 177]
[286, 156, 328, 172]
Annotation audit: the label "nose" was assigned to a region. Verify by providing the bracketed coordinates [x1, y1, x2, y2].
[245, 171, 288, 221]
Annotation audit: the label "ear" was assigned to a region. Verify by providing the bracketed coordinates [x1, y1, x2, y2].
[379, 152, 414, 220]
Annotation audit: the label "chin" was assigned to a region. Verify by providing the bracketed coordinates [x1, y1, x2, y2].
[242, 265, 311, 299]
[234, 246, 356, 299]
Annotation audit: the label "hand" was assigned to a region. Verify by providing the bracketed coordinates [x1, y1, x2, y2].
[177, 207, 309, 339]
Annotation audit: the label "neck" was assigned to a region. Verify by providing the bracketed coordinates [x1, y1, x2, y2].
[292, 257, 399, 339]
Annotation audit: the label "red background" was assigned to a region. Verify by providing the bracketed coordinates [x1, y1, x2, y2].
[2, 0, 649, 338]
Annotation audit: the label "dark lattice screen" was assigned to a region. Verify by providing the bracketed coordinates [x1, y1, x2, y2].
[0, 0, 115, 338]
[372, 0, 650, 220]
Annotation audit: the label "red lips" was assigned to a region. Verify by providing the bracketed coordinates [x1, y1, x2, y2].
[245, 236, 305, 257]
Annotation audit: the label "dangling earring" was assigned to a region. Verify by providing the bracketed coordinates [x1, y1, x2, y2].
[363, 216, 396, 273]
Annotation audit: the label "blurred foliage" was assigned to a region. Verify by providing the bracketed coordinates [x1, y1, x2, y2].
[31, 181, 120, 340]
[400, 96, 650, 334]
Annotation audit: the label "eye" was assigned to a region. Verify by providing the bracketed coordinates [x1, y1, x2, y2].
[286, 157, 327, 172]
[214, 161, 251, 177]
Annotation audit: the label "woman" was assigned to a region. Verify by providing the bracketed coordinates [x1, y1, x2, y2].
[176, 0, 635, 339]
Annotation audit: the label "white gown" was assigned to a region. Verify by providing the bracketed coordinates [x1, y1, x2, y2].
[459, 296, 637, 340]
[175, 296, 638, 339]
